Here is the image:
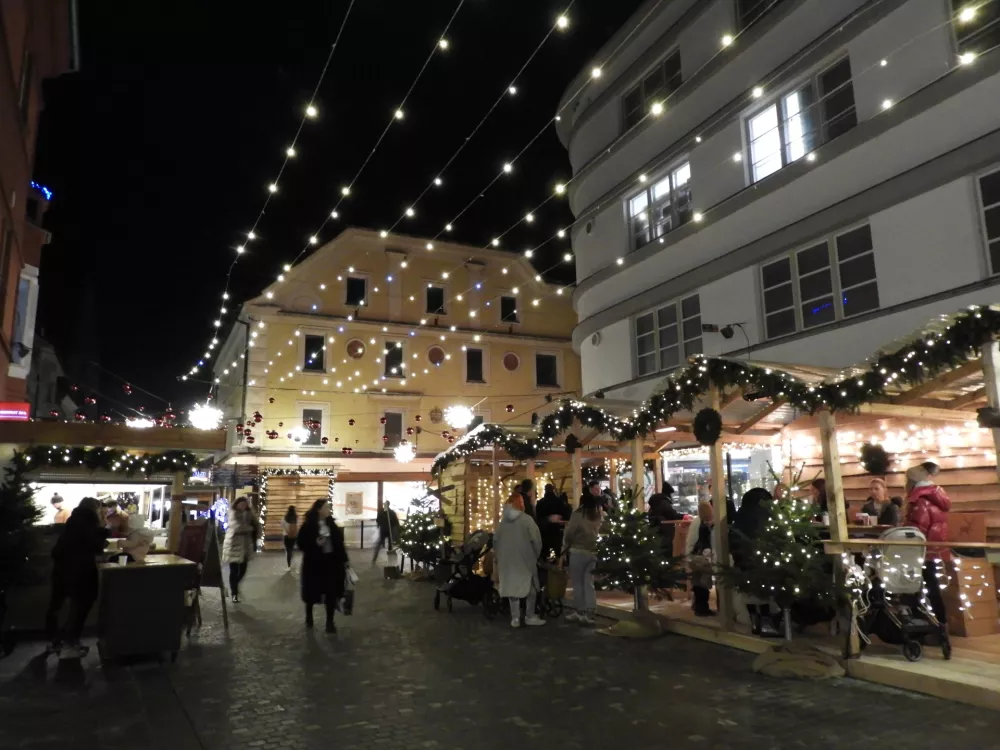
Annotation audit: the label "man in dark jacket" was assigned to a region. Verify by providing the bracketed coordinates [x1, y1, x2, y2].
[372, 501, 400, 564]
[46, 497, 110, 659]
[535, 484, 571, 561]
[648, 486, 684, 553]
[518, 479, 536, 520]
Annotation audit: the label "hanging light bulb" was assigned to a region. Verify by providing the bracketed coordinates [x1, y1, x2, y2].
[305, 104, 318, 118]
[394, 442, 416, 463]
[189, 402, 223, 430]
[444, 405, 474, 429]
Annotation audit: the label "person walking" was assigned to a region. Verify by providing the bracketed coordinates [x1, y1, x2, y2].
[282, 506, 299, 569]
[296, 498, 349, 633]
[372, 500, 400, 565]
[561, 492, 603, 626]
[222, 497, 255, 603]
[45, 497, 109, 659]
[493, 493, 545, 628]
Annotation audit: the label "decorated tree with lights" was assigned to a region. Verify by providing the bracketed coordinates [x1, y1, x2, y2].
[398, 494, 452, 567]
[0, 454, 41, 642]
[596, 491, 683, 596]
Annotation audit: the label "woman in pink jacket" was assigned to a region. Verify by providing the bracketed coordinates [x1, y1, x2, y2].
[904, 464, 950, 623]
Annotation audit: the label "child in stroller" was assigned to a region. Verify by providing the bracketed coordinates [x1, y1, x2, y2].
[434, 530, 504, 617]
[856, 526, 951, 662]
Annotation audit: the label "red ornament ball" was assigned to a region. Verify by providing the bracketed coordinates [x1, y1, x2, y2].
[506, 404, 514, 413]
[48, 409, 59, 417]
[348, 418, 356, 426]
[70, 384, 79, 392]
[100, 415, 112, 423]
[448, 436, 456, 444]
[406, 427, 414, 436]
[268, 397, 275, 404]
[74, 412, 85, 421]
[123, 383, 132, 395]
[246, 436, 255, 444]
[83, 396, 96, 405]
[379, 416, 387, 425]
[243, 429, 252, 437]
[253, 412, 263, 423]
[414, 414, 421, 422]
[321, 437, 329, 445]
[278, 421, 284, 427]
[235, 423, 244, 432]
[382, 435, 389, 442]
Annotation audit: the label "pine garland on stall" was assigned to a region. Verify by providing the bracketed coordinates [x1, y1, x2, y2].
[0, 454, 41, 599]
[723, 494, 839, 610]
[398, 494, 452, 567]
[596, 491, 683, 595]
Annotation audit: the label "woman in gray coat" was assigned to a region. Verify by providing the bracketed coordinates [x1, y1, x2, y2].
[493, 494, 545, 628]
[222, 498, 256, 602]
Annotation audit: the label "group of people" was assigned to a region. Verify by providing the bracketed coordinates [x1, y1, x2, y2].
[493, 479, 604, 628]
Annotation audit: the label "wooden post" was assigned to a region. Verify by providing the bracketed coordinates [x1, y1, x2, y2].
[609, 459, 618, 496]
[708, 386, 734, 628]
[631, 437, 645, 510]
[166, 470, 185, 552]
[982, 341, 1000, 477]
[817, 407, 859, 657]
[526, 458, 536, 494]
[571, 451, 582, 508]
[491, 446, 501, 524]
[654, 454, 663, 494]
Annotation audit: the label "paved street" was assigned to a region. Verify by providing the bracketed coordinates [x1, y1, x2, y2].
[2, 552, 999, 750]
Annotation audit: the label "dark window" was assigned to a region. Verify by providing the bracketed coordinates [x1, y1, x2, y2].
[18, 51, 32, 123]
[980, 169, 1000, 275]
[818, 58, 857, 141]
[383, 412, 403, 448]
[303, 335, 325, 372]
[535, 353, 559, 388]
[500, 296, 518, 323]
[384, 341, 403, 378]
[466, 348, 484, 383]
[738, 0, 788, 30]
[426, 285, 446, 314]
[952, 1, 1000, 56]
[303, 408, 322, 447]
[11, 278, 30, 365]
[623, 50, 682, 130]
[635, 294, 701, 376]
[345, 277, 367, 306]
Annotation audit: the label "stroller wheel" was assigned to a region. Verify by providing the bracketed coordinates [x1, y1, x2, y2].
[902, 639, 922, 662]
[447, 595, 453, 613]
[434, 592, 441, 611]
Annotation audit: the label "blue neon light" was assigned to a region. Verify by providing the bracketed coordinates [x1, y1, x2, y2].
[31, 181, 53, 200]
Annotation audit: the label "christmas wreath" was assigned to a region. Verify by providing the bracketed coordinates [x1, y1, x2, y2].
[693, 408, 723, 446]
[859, 442, 892, 476]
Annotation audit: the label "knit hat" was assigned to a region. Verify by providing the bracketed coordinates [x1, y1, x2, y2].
[905, 465, 930, 485]
[506, 493, 524, 511]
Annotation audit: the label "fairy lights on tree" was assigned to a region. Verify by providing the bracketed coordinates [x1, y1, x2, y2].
[398, 493, 452, 567]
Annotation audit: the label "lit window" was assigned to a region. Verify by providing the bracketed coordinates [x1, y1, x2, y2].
[626, 162, 692, 250]
[633, 294, 701, 377]
[977, 166, 1000, 274]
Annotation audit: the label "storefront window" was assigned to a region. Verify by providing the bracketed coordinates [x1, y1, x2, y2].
[662, 447, 779, 515]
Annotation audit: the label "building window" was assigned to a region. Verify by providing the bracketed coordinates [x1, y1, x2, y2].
[345, 276, 367, 306]
[426, 285, 446, 314]
[978, 166, 1000, 274]
[302, 408, 323, 447]
[738, 0, 789, 30]
[384, 341, 403, 378]
[627, 162, 692, 250]
[303, 334, 325, 372]
[952, 1, 1000, 55]
[746, 58, 856, 183]
[383, 412, 403, 448]
[633, 294, 702, 377]
[622, 50, 682, 131]
[500, 295, 518, 323]
[535, 353, 559, 388]
[10, 275, 33, 367]
[465, 348, 485, 383]
[761, 224, 879, 339]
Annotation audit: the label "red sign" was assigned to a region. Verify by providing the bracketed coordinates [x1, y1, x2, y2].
[0, 402, 31, 421]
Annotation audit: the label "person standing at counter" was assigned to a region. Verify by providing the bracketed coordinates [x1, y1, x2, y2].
[297, 499, 348, 633]
[51, 493, 69, 524]
[45, 497, 109, 659]
[223, 498, 256, 603]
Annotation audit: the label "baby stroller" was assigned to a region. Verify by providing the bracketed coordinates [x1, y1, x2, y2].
[434, 530, 503, 618]
[534, 562, 566, 619]
[857, 527, 951, 662]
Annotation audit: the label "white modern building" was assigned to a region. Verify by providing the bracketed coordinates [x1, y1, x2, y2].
[557, 0, 1000, 401]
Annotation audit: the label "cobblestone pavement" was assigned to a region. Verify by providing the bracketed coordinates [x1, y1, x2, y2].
[3, 552, 999, 750]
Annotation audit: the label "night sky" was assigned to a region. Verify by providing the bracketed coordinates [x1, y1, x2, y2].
[32, 0, 643, 418]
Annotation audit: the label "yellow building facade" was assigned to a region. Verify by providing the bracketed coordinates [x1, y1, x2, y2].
[214, 228, 581, 541]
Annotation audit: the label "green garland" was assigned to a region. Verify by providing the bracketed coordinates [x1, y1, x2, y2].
[432, 306, 999, 474]
[21, 446, 198, 476]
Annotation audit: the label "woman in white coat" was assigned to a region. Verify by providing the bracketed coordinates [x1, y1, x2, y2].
[222, 497, 256, 602]
[493, 493, 545, 628]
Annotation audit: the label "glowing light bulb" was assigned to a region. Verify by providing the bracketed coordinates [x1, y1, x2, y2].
[639, 174, 647, 183]
[330, 210, 339, 219]
[248, 231, 256, 240]
[959, 6, 977, 22]
[309, 236, 318, 245]
[693, 212, 704, 222]
[380, 230, 388, 238]
[525, 213, 535, 223]
[438, 37, 449, 50]
[305, 104, 317, 118]
[555, 183, 566, 195]
[268, 183, 278, 193]
[591, 66, 602, 79]
[341, 185, 351, 196]
[492, 238, 500, 247]
[508, 85, 518, 96]
[721, 34, 733, 46]
[651, 101, 664, 116]
[563, 252, 572, 262]
[524, 249, 533, 258]
[556, 14, 569, 29]
[395, 108, 404, 120]
[882, 99, 893, 110]
[959, 51, 976, 65]
[406, 207, 415, 217]
[503, 162, 513, 174]
[236, 245, 245, 254]
[616, 258, 624, 266]
[286, 146, 296, 157]
[434, 177, 443, 186]
[732, 152, 743, 162]
[752, 86, 764, 98]
[426, 242, 434, 250]
[445, 224, 453, 232]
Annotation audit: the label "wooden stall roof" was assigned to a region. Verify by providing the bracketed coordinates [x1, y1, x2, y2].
[0, 421, 227, 453]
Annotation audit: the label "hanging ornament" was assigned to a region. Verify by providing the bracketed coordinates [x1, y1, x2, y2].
[448, 436, 456, 444]
[414, 414, 421, 422]
[123, 383, 132, 395]
[278, 421, 284, 427]
[70, 384, 79, 393]
[348, 418, 356, 426]
[693, 408, 723, 446]
[164, 407, 176, 421]
[506, 404, 514, 413]
[287, 432, 293, 439]
[48, 409, 59, 418]
[335, 437, 340, 442]
[253, 411, 263, 423]
[74, 411, 86, 421]
[138, 405, 145, 412]
[268, 397, 275, 404]
[243, 428, 252, 437]
[342, 447, 349, 455]
[100, 414, 112, 423]
[246, 435, 255, 444]
[406, 427, 414, 436]
[321, 436, 329, 445]
[379, 416, 387, 425]
[83, 396, 97, 405]
[236, 423, 244, 432]
[382, 435, 390, 443]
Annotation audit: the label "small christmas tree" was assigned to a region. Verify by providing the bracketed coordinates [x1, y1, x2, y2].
[398, 494, 452, 567]
[0, 454, 41, 632]
[596, 490, 682, 595]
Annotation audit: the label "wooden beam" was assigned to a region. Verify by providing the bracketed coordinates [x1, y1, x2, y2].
[577, 428, 602, 447]
[734, 399, 784, 434]
[946, 387, 987, 410]
[654, 454, 663, 493]
[857, 402, 979, 422]
[892, 360, 981, 404]
[608, 458, 618, 496]
[721, 388, 743, 409]
[571, 451, 582, 508]
[491, 446, 501, 523]
[631, 438, 645, 509]
[981, 342, 1000, 487]
[336, 471, 430, 482]
[167, 471, 186, 552]
[0, 421, 227, 452]
[708, 386, 733, 628]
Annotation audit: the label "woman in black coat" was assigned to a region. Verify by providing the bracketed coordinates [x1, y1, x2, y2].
[296, 499, 348, 633]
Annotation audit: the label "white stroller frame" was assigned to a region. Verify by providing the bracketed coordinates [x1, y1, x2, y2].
[872, 527, 926, 596]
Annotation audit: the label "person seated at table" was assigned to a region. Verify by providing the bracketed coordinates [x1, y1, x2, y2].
[878, 496, 903, 527]
[861, 477, 888, 518]
[808, 478, 828, 521]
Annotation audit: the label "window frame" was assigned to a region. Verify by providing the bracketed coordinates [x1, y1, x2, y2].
[7, 264, 38, 379]
[464, 346, 487, 384]
[301, 333, 327, 373]
[621, 48, 682, 132]
[344, 275, 368, 307]
[534, 351, 561, 389]
[382, 409, 405, 450]
[383, 339, 405, 379]
[737, 0, 789, 31]
[294, 402, 330, 450]
[759, 222, 879, 340]
[425, 283, 447, 315]
[632, 293, 702, 378]
[744, 56, 855, 184]
[975, 164, 1000, 276]
[625, 159, 692, 252]
[499, 294, 519, 324]
[950, 0, 1000, 56]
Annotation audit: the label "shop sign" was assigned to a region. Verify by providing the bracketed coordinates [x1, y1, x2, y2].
[0, 402, 30, 421]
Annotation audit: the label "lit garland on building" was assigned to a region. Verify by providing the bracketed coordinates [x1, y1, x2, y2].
[398, 493, 452, 566]
[432, 307, 1000, 474]
[20, 446, 197, 477]
[255, 468, 336, 549]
